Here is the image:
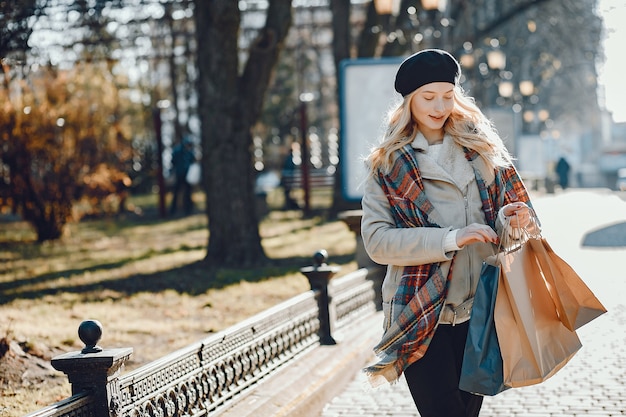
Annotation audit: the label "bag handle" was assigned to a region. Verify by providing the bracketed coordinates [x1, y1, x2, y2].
[489, 206, 540, 265]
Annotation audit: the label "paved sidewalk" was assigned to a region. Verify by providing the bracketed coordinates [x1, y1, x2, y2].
[320, 189, 626, 417]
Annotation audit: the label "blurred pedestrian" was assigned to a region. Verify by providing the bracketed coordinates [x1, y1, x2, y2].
[170, 137, 196, 215]
[280, 145, 300, 210]
[556, 156, 571, 189]
[361, 49, 539, 417]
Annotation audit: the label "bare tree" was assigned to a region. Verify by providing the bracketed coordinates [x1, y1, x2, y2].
[195, 0, 293, 267]
[2, 0, 602, 254]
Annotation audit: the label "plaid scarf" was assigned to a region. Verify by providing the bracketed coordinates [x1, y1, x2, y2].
[364, 144, 532, 385]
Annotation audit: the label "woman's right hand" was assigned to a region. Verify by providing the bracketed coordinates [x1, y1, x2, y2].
[456, 223, 498, 247]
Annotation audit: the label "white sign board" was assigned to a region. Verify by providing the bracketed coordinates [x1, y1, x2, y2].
[339, 57, 403, 202]
[516, 135, 546, 178]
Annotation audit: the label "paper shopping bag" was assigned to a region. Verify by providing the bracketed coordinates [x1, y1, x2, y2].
[528, 238, 607, 331]
[459, 261, 509, 396]
[494, 239, 582, 388]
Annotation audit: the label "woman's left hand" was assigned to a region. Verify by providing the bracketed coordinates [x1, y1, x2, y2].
[502, 202, 532, 229]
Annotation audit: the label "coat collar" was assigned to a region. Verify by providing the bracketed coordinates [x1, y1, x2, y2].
[410, 133, 476, 192]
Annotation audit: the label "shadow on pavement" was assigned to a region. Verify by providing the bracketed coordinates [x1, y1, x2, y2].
[582, 221, 626, 247]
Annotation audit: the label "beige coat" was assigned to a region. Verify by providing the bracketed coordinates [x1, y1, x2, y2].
[361, 134, 508, 328]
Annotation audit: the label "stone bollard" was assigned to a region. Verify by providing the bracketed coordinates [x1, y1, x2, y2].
[338, 210, 374, 270]
[51, 320, 133, 417]
[300, 250, 340, 345]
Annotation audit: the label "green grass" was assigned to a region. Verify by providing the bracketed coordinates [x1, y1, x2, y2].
[0, 188, 358, 416]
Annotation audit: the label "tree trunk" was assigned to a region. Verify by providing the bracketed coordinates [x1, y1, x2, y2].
[355, 1, 380, 58]
[32, 207, 68, 242]
[17, 168, 72, 242]
[329, 0, 362, 216]
[195, 0, 292, 267]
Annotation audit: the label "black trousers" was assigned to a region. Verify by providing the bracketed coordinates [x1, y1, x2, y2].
[404, 321, 483, 417]
[170, 178, 193, 215]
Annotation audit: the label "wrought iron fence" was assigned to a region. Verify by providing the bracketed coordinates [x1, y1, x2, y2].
[24, 256, 380, 417]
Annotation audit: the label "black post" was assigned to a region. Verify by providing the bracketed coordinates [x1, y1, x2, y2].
[300, 250, 340, 345]
[152, 108, 167, 218]
[299, 100, 311, 215]
[51, 320, 133, 417]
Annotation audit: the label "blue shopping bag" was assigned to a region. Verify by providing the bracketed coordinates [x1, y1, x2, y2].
[458, 261, 509, 396]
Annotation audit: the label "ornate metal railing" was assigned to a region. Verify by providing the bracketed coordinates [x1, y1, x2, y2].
[24, 252, 381, 417]
[23, 393, 95, 417]
[112, 291, 320, 417]
[332, 268, 377, 329]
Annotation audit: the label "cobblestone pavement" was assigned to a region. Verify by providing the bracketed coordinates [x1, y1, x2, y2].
[320, 189, 626, 417]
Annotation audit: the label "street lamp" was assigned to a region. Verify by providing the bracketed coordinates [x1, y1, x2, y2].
[519, 80, 534, 96]
[373, 0, 399, 15]
[522, 107, 549, 134]
[460, 52, 475, 69]
[421, 0, 446, 11]
[477, 43, 506, 107]
[373, 0, 399, 36]
[299, 92, 315, 215]
[486, 49, 506, 71]
[498, 81, 514, 99]
[519, 80, 535, 134]
[523, 110, 535, 125]
[153, 99, 171, 218]
[374, 0, 442, 13]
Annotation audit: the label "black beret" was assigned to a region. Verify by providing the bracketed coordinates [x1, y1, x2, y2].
[394, 49, 461, 97]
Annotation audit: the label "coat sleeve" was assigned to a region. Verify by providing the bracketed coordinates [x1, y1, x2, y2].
[360, 174, 454, 267]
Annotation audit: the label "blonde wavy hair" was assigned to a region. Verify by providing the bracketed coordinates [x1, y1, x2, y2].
[366, 85, 513, 176]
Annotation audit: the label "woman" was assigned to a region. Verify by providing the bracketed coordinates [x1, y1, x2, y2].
[361, 49, 538, 417]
